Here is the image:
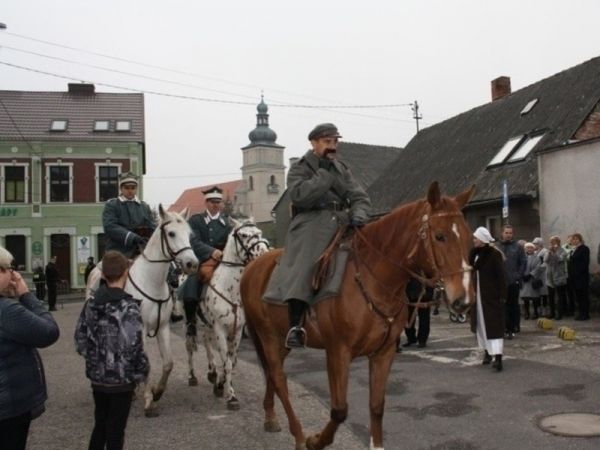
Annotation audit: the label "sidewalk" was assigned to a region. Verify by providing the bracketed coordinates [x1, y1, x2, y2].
[27, 300, 365, 450]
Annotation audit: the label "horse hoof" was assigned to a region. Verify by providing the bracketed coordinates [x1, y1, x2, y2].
[207, 371, 217, 385]
[144, 408, 160, 418]
[213, 384, 224, 398]
[188, 376, 198, 387]
[151, 387, 163, 402]
[227, 397, 240, 411]
[306, 434, 321, 450]
[263, 420, 281, 433]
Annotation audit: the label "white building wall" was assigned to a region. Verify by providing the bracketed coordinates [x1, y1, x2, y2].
[539, 140, 600, 271]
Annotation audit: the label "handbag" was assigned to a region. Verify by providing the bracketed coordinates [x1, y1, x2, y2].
[532, 278, 543, 289]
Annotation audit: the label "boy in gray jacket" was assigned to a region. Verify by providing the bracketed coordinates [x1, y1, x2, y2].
[75, 251, 149, 450]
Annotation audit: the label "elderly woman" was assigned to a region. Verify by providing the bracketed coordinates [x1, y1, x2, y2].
[521, 242, 542, 320]
[469, 227, 507, 372]
[0, 246, 60, 450]
[545, 236, 568, 320]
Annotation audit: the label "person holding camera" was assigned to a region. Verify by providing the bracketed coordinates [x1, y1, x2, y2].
[0, 246, 60, 450]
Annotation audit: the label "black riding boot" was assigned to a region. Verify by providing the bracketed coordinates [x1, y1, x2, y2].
[184, 300, 199, 336]
[492, 354, 503, 372]
[285, 299, 307, 349]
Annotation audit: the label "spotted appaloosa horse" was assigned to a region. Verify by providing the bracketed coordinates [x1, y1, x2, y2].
[186, 218, 269, 410]
[240, 182, 475, 450]
[86, 205, 198, 417]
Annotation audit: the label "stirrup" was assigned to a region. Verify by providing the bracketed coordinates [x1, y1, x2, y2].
[285, 326, 306, 349]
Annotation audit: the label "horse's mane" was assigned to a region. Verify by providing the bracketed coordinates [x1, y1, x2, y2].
[363, 195, 460, 253]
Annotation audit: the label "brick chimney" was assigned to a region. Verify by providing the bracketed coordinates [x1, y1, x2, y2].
[491, 76, 511, 101]
[68, 83, 95, 95]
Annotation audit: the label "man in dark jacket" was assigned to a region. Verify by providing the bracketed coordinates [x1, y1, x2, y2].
[401, 278, 433, 349]
[0, 246, 60, 450]
[569, 233, 590, 320]
[102, 172, 155, 258]
[45, 256, 60, 311]
[265, 123, 371, 349]
[179, 186, 232, 336]
[497, 225, 526, 339]
[84, 256, 96, 285]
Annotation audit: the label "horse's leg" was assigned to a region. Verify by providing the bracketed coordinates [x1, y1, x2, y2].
[263, 344, 289, 433]
[201, 327, 218, 387]
[151, 320, 174, 403]
[186, 331, 198, 387]
[256, 329, 305, 449]
[142, 330, 158, 418]
[367, 343, 396, 450]
[306, 346, 352, 450]
[224, 320, 244, 411]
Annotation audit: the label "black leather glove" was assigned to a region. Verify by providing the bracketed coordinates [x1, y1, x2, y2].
[349, 216, 366, 228]
[133, 234, 148, 247]
[319, 157, 333, 171]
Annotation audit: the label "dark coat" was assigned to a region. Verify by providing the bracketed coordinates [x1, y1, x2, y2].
[179, 213, 232, 301]
[265, 150, 371, 304]
[569, 244, 590, 290]
[45, 262, 59, 286]
[102, 197, 156, 257]
[469, 245, 507, 339]
[0, 293, 59, 421]
[497, 239, 526, 285]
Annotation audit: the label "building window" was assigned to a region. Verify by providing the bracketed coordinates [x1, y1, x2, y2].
[115, 120, 132, 131]
[98, 165, 119, 201]
[94, 120, 110, 131]
[485, 216, 502, 241]
[3, 165, 26, 203]
[248, 176, 254, 191]
[507, 134, 545, 162]
[47, 165, 72, 202]
[488, 136, 523, 167]
[5, 235, 26, 270]
[50, 120, 68, 131]
[520, 99, 539, 116]
[267, 174, 279, 194]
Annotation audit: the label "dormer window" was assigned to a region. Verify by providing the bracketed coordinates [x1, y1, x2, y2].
[94, 120, 110, 131]
[115, 120, 131, 131]
[520, 98, 539, 116]
[50, 120, 68, 131]
[507, 134, 545, 162]
[488, 136, 522, 167]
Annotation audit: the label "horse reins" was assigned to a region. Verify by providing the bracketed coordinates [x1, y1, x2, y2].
[351, 206, 471, 355]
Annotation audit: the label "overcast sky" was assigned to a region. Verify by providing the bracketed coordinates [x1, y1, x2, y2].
[2, 0, 600, 208]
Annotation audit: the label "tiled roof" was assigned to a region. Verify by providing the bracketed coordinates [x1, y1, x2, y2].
[168, 180, 244, 216]
[368, 56, 600, 212]
[0, 87, 144, 142]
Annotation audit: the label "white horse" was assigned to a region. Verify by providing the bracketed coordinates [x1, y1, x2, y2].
[87, 205, 198, 417]
[186, 218, 270, 410]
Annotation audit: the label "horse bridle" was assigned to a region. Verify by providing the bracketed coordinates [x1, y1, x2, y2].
[129, 219, 193, 337]
[220, 223, 270, 267]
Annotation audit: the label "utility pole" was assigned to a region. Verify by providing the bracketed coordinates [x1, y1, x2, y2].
[411, 100, 422, 133]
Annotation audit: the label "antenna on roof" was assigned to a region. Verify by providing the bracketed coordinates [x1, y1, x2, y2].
[411, 100, 422, 133]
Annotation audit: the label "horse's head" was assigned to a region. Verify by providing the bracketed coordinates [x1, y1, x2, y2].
[153, 204, 199, 274]
[224, 217, 270, 264]
[412, 182, 475, 315]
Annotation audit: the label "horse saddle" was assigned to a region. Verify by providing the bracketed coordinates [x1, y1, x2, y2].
[197, 258, 219, 283]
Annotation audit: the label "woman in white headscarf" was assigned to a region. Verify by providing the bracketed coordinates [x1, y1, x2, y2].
[469, 227, 507, 371]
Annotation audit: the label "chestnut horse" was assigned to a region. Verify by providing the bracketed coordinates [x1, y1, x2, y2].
[240, 182, 475, 450]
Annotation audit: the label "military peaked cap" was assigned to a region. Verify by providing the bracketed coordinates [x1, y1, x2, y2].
[119, 171, 138, 186]
[203, 186, 223, 201]
[308, 123, 342, 141]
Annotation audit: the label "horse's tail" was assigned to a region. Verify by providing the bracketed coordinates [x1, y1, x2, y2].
[244, 314, 269, 379]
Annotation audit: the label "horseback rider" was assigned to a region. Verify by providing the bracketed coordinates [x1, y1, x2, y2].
[270, 123, 371, 349]
[102, 172, 156, 258]
[179, 186, 233, 337]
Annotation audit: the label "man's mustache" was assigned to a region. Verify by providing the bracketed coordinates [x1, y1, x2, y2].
[324, 148, 337, 156]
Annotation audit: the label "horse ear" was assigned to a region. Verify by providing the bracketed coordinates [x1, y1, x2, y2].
[454, 184, 476, 210]
[179, 207, 190, 220]
[158, 204, 166, 220]
[228, 216, 240, 228]
[427, 181, 441, 210]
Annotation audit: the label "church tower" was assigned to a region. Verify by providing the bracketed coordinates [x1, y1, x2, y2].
[237, 96, 285, 223]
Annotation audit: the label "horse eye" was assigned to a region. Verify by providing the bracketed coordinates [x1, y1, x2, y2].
[435, 233, 446, 242]
[168, 231, 176, 238]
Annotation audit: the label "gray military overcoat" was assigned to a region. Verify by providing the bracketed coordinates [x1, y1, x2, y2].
[264, 150, 371, 305]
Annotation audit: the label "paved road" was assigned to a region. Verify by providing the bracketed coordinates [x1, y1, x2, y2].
[238, 312, 600, 449]
[26, 298, 600, 449]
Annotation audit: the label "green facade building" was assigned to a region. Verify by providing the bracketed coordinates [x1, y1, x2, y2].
[0, 83, 145, 289]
